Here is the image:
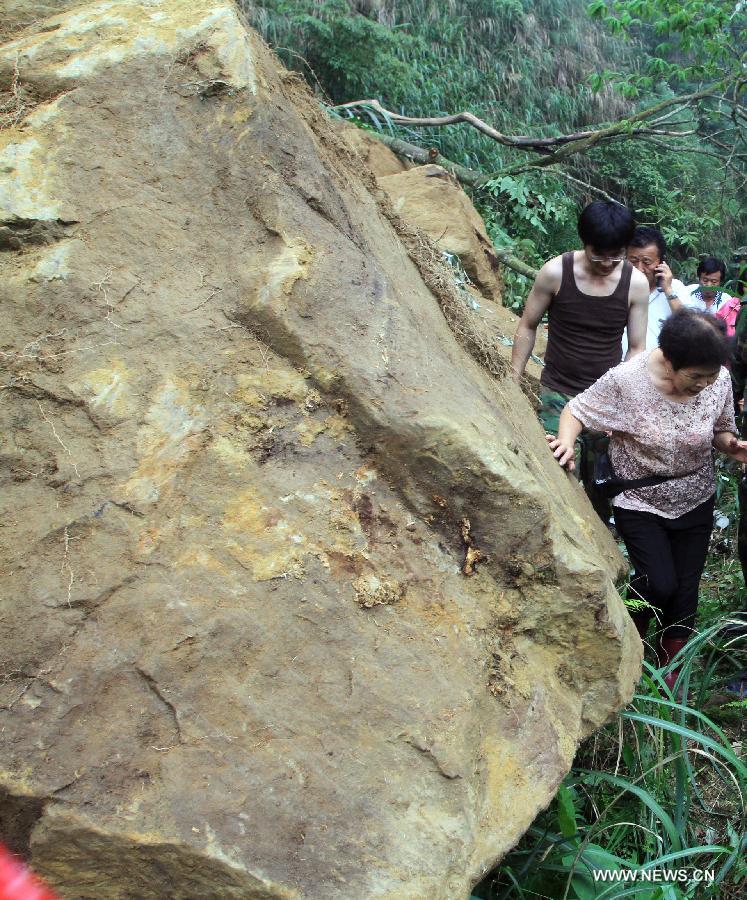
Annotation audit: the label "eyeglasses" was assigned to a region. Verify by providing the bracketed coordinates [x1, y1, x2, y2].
[589, 254, 626, 264]
[680, 371, 719, 384]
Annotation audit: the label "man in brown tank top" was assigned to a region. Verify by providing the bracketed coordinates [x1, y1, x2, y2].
[511, 201, 649, 523]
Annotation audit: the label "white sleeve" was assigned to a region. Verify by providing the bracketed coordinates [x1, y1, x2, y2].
[681, 283, 700, 309]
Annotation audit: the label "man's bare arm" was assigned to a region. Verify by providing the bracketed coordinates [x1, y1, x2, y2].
[511, 258, 560, 380]
[624, 268, 650, 359]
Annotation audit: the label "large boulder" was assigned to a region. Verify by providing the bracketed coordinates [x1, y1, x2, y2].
[1, 1, 82, 41]
[341, 141, 547, 384]
[375, 164, 548, 384]
[0, 2, 639, 898]
[378, 165, 504, 306]
[337, 120, 410, 177]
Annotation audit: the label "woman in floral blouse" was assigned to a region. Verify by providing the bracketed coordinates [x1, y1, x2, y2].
[548, 310, 747, 690]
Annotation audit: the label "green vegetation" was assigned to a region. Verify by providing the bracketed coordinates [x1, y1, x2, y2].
[471, 465, 746, 898]
[591, 0, 745, 89]
[244, 0, 632, 132]
[242, 0, 746, 308]
[474, 665, 746, 897]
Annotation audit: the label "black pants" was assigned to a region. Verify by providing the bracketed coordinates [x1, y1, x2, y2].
[614, 495, 715, 639]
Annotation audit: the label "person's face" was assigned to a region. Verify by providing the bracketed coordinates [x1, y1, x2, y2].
[670, 364, 720, 396]
[584, 245, 626, 277]
[698, 270, 722, 299]
[627, 243, 661, 289]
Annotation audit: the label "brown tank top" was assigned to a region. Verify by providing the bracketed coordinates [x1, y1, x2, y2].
[541, 252, 632, 395]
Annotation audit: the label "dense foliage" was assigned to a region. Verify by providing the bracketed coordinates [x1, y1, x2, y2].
[591, 0, 746, 89]
[475, 464, 746, 898]
[245, 0, 633, 131]
[243, 0, 746, 307]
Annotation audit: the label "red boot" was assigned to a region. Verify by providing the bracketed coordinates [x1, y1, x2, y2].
[631, 611, 651, 641]
[658, 635, 688, 693]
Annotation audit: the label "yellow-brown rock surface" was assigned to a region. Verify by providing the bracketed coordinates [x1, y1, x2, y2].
[337, 120, 410, 177]
[375, 164, 547, 383]
[377, 164, 503, 306]
[338, 133, 546, 382]
[0, 2, 639, 898]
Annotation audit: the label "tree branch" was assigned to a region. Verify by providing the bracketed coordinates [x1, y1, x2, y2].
[546, 168, 619, 203]
[369, 132, 484, 184]
[333, 88, 720, 156]
[493, 249, 538, 280]
[638, 136, 747, 185]
[365, 130, 621, 205]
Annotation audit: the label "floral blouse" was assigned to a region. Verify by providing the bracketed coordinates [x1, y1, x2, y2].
[568, 352, 736, 518]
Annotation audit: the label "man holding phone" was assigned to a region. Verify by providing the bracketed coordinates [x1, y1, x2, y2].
[624, 226, 688, 350]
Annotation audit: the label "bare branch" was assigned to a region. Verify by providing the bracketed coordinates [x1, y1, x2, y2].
[643, 128, 698, 137]
[492, 249, 538, 280]
[333, 98, 558, 150]
[367, 132, 484, 184]
[332, 87, 721, 157]
[638, 136, 747, 186]
[640, 136, 735, 161]
[361, 130, 622, 205]
[546, 168, 619, 203]
[649, 105, 695, 126]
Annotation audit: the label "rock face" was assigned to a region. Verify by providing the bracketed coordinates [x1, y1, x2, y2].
[378, 165, 503, 306]
[337, 121, 410, 178]
[0, 2, 640, 898]
[1, 1, 83, 42]
[374, 163, 546, 384]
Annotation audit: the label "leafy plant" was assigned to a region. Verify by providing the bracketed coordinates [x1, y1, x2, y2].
[588, 0, 746, 91]
[474, 646, 746, 897]
[475, 466, 747, 898]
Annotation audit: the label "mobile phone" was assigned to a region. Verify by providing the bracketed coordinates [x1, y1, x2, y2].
[656, 255, 666, 288]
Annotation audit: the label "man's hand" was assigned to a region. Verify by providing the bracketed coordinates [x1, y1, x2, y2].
[714, 431, 747, 462]
[653, 260, 674, 295]
[546, 433, 575, 471]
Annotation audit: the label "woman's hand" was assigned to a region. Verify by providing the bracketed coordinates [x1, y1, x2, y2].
[546, 433, 576, 471]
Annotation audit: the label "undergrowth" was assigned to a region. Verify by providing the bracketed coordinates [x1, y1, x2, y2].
[473, 464, 746, 899]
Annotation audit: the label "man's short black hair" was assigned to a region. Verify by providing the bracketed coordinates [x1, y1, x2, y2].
[658, 309, 733, 370]
[629, 226, 667, 262]
[697, 256, 726, 280]
[577, 201, 635, 250]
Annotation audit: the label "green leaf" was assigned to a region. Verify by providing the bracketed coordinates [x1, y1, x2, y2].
[625, 704, 747, 778]
[556, 783, 578, 838]
[587, 0, 608, 17]
[577, 771, 683, 852]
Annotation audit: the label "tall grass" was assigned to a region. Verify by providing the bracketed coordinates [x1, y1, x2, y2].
[474, 467, 747, 899]
[241, 0, 635, 137]
[473, 640, 746, 897]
